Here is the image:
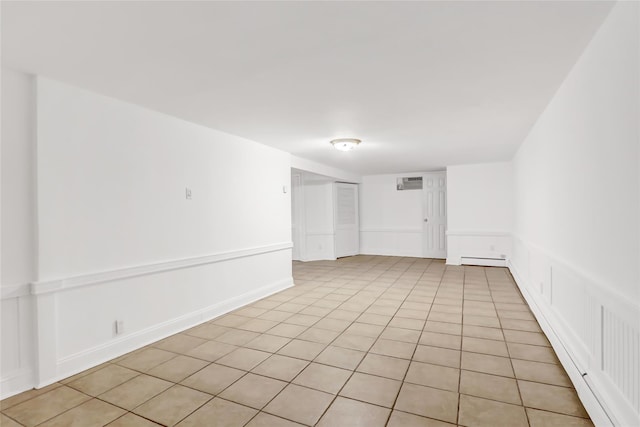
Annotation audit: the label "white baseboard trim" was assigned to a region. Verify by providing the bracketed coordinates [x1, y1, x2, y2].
[32, 242, 293, 296]
[0, 368, 36, 400]
[508, 260, 615, 427]
[360, 228, 422, 234]
[37, 277, 293, 388]
[446, 230, 511, 237]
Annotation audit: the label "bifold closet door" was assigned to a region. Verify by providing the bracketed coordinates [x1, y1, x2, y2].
[334, 183, 359, 258]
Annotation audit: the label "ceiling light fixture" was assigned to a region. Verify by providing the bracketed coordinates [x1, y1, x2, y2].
[330, 138, 361, 151]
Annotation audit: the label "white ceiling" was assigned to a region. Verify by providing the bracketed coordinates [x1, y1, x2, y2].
[2, 1, 613, 175]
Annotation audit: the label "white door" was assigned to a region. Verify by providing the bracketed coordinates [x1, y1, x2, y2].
[422, 172, 447, 259]
[334, 183, 359, 258]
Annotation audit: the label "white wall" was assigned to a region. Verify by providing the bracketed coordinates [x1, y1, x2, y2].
[446, 162, 513, 265]
[359, 173, 424, 257]
[2, 75, 294, 396]
[510, 3, 639, 426]
[1, 68, 37, 398]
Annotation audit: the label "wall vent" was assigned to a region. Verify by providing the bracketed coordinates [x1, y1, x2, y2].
[397, 176, 423, 190]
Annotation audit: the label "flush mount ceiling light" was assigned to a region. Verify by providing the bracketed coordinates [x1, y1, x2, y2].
[330, 138, 361, 151]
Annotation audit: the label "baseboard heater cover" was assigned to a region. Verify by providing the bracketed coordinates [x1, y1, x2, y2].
[460, 257, 507, 267]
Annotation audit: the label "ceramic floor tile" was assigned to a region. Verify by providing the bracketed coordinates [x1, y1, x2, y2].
[339, 372, 402, 407]
[38, 399, 126, 427]
[500, 318, 542, 332]
[133, 384, 211, 426]
[370, 338, 416, 359]
[252, 354, 309, 382]
[3, 385, 90, 427]
[267, 323, 308, 338]
[258, 310, 294, 322]
[345, 322, 386, 338]
[463, 325, 504, 341]
[184, 323, 230, 340]
[405, 361, 459, 392]
[277, 339, 326, 360]
[314, 345, 366, 370]
[459, 369, 521, 405]
[244, 334, 292, 353]
[518, 380, 589, 418]
[292, 362, 352, 394]
[263, 384, 334, 426]
[219, 373, 287, 409]
[216, 348, 271, 371]
[147, 355, 209, 383]
[176, 397, 257, 427]
[297, 327, 341, 344]
[461, 352, 514, 377]
[0, 414, 22, 427]
[357, 353, 410, 380]
[0, 383, 62, 410]
[100, 374, 173, 410]
[327, 309, 361, 322]
[313, 317, 353, 331]
[284, 313, 322, 327]
[316, 396, 391, 427]
[186, 341, 238, 362]
[462, 315, 501, 328]
[512, 358, 572, 387]
[153, 334, 207, 353]
[237, 318, 280, 333]
[66, 364, 138, 396]
[526, 408, 595, 427]
[503, 329, 550, 346]
[106, 413, 161, 426]
[412, 345, 461, 368]
[394, 383, 459, 424]
[386, 410, 456, 427]
[507, 342, 558, 364]
[388, 317, 426, 330]
[215, 329, 262, 346]
[116, 348, 177, 372]
[380, 327, 422, 343]
[244, 412, 305, 427]
[181, 363, 245, 395]
[458, 394, 528, 427]
[462, 336, 509, 357]
[213, 314, 252, 328]
[357, 313, 393, 326]
[423, 321, 462, 336]
[419, 331, 462, 350]
[332, 333, 376, 351]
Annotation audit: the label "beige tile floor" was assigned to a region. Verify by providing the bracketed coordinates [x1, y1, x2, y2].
[1, 256, 594, 427]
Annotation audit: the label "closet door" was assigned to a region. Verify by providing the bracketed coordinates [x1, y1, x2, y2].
[334, 183, 359, 258]
[422, 172, 447, 259]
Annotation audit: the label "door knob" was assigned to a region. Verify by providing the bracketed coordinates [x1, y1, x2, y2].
[424, 218, 429, 222]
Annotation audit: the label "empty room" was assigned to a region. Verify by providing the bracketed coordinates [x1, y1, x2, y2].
[1, 1, 638, 426]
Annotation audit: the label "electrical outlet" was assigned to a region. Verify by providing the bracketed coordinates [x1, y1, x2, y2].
[115, 320, 124, 335]
[185, 187, 192, 200]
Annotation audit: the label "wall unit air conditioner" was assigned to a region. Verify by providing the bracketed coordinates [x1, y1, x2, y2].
[397, 176, 423, 190]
